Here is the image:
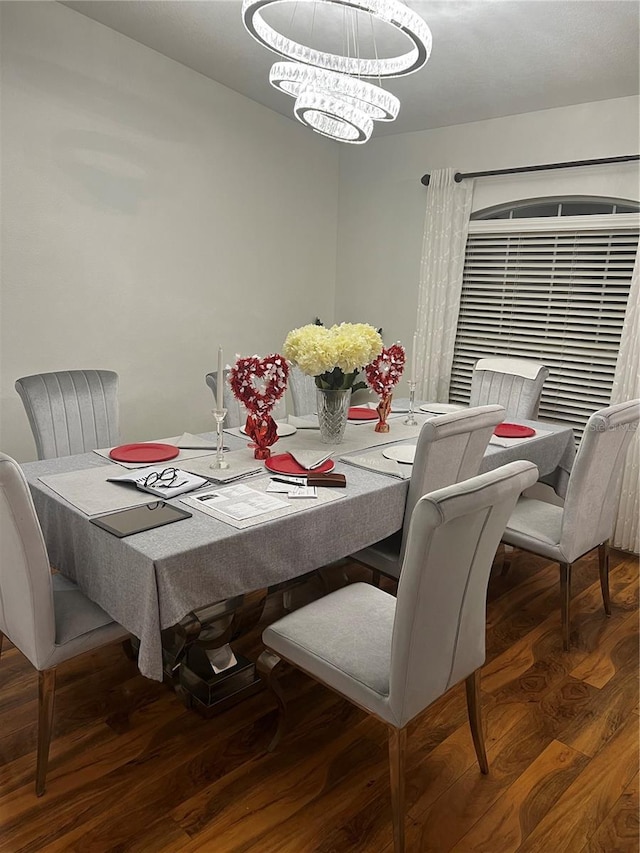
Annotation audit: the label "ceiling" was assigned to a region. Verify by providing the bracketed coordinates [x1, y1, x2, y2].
[62, 0, 640, 137]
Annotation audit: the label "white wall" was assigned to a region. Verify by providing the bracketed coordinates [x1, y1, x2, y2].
[0, 2, 339, 461]
[2, 1, 639, 461]
[335, 97, 640, 391]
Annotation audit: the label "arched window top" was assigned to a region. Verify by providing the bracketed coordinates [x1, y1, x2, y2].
[472, 195, 640, 220]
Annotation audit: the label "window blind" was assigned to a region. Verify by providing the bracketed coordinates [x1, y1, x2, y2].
[450, 215, 639, 438]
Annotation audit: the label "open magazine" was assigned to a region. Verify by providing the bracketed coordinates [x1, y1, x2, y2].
[107, 465, 210, 498]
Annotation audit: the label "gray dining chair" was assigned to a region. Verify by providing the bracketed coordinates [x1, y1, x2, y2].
[288, 365, 317, 416]
[15, 370, 120, 460]
[205, 370, 286, 429]
[470, 357, 549, 420]
[258, 460, 539, 853]
[351, 404, 506, 582]
[502, 399, 640, 649]
[0, 452, 128, 796]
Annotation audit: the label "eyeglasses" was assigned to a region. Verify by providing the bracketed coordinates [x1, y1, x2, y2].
[140, 468, 187, 489]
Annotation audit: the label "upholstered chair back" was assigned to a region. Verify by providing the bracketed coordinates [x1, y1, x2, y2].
[470, 357, 549, 420]
[0, 452, 128, 796]
[0, 452, 56, 669]
[206, 370, 286, 428]
[389, 460, 538, 727]
[288, 365, 317, 417]
[206, 369, 243, 427]
[15, 370, 120, 460]
[401, 404, 505, 563]
[559, 400, 639, 563]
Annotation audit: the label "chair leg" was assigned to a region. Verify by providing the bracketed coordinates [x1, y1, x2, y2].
[121, 638, 137, 661]
[257, 650, 287, 752]
[388, 726, 407, 853]
[500, 544, 515, 577]
[465, 670, 489, 774]
[560, 562, 572, 651]
[598, 540, 611, 616]
[316, 567, 332, 594]
[36, 669, 57, 797]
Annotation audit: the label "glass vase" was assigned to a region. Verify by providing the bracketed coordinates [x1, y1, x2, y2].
[316, 388, 351, 445]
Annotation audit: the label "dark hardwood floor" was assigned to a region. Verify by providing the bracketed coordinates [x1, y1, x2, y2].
[0, 548, 638, 852]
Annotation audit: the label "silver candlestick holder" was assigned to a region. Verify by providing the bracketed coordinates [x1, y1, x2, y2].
[403, 382, 418, 426]
[210, 409, 229, 469]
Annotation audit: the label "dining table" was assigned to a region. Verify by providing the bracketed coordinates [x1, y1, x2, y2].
[21, 405, 576, 686]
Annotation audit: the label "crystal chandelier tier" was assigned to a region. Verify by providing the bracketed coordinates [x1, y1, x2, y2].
[242, 0, 432, 77]
[241, 0, 432, 144]
[294, 89, 373, 142]
[270, 62, 400, 121]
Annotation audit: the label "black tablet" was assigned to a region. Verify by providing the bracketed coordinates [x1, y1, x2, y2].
[90, 502, 192, 537]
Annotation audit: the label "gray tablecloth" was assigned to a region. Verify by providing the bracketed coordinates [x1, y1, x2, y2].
[341, 418, 574, 491]
[23, 418, 575, 682]
[479, 418, 574, 495]
[24, 432, 406, 682]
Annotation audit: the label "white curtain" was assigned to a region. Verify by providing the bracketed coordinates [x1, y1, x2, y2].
[415, 168, 474, 401]
[611, 248, 640, 553]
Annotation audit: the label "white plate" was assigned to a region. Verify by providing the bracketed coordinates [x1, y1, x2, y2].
[240, 421, 297, 437]
[419, 403, 467, 415]
[382, 445, 416, 465]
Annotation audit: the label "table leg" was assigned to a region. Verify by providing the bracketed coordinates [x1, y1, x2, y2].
[165, 589, 269, 713]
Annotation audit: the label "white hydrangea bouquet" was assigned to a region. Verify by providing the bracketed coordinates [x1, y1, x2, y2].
[283, 322, 383, 390]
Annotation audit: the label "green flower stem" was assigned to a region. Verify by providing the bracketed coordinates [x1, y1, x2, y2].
[314, 368, 358, 391]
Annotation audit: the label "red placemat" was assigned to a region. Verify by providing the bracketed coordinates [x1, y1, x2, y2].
[348, 407, 378, 421]
[109, 443, 180, 463]
[494, 424, 536, 438]
[265, 453, 335, 475]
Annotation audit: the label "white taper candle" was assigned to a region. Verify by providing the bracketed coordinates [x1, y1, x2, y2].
[217, 346, 224, 410]
[410, 333, 418, 385]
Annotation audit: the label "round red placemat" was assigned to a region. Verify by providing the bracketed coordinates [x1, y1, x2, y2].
[494, 424, 536, 438]
[265, 453, 335, 475]
[348, 407, 378, 421]
[109, 443, 180, 463]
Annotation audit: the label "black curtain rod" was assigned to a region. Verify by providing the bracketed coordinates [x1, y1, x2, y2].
[420, 154, 640, 186]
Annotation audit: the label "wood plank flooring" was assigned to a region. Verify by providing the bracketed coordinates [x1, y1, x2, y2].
[0, 548, 637, 852]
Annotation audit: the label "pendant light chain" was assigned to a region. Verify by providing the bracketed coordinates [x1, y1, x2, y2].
[370, 9, 383, 91]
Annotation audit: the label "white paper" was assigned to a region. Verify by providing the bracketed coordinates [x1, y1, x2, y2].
[186, 483, 288, 520]
[180, 475, 345, 529]
[266, 481, 298, 493]
[267, 481, 317, 498]
[288, 485, 317, 499]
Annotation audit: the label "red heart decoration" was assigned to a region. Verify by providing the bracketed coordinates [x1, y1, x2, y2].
[365, 344, 406, 396]
[245, 413, 279, 459]
[229, 354, 289, 416]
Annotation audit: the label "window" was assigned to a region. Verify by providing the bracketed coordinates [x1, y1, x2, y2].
[450, 203, 639, 437]
[472, 196, 640, 220]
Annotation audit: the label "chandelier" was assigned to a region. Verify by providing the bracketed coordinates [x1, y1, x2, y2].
[242, 0, 432, 144]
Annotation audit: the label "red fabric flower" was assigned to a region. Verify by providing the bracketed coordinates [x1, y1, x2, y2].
[365, 344, 406, 396]
[229, 354, 289, 416]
